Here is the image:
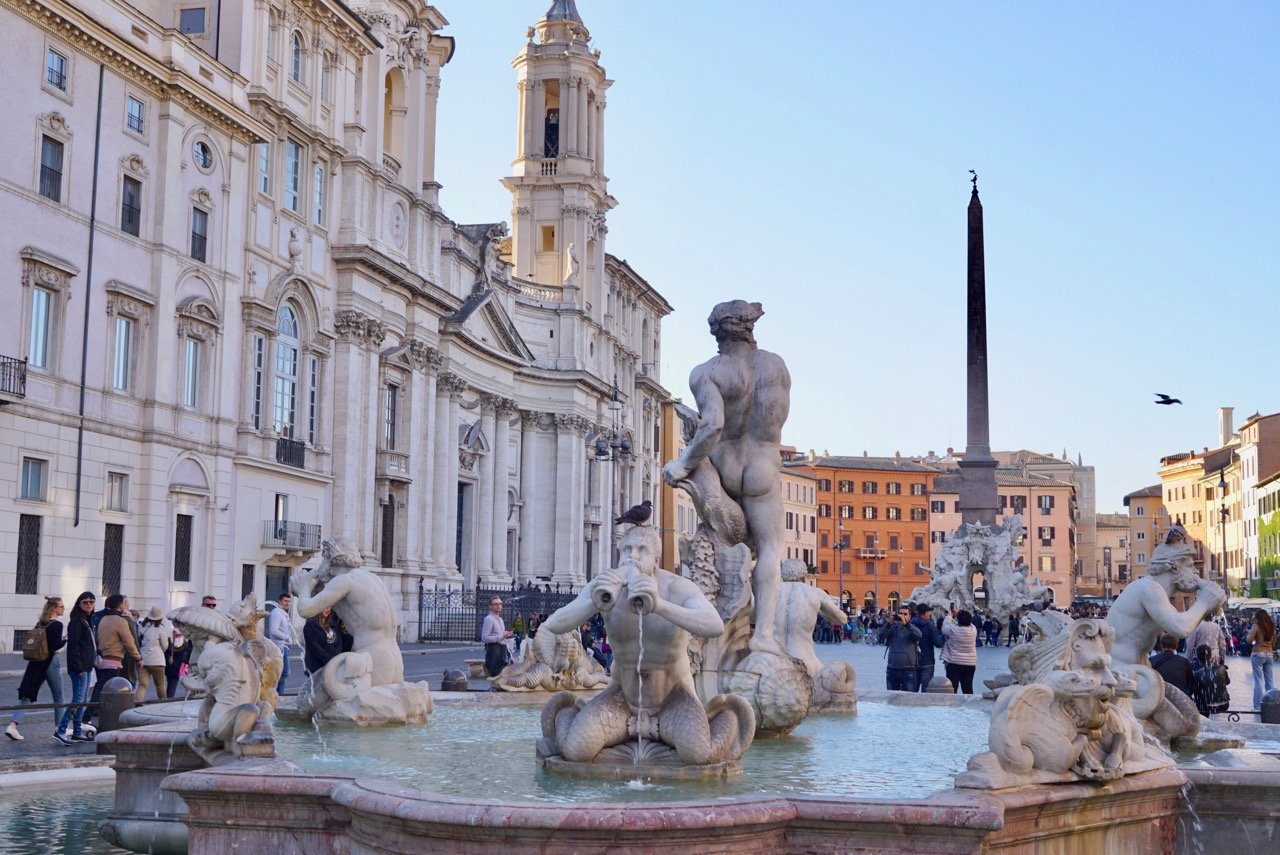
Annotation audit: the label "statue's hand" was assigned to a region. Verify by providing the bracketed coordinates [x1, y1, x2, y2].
[1198, 580, 1228, 609]
[290, 566, 314, 595]
[662, 460, 690, 486]
[626, 572, 660, 615]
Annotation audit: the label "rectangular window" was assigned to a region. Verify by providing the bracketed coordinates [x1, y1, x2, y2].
[540, 224, 556, 252]
[112, 316, 133, 391]
[241, 563, 256, 599]
[931, 531, 946, 544]
[930, 500, 945, 514]
[818, 479, 831, 492]
[889, 561, 900, 576]
[1038, 494, 1055, 515]
[190, 207, 208, 261]
[307, 356, 318, 445]
[106, 471, 128, 512]
[862, 481, 878, 494]
[20, 457, 48, 501]
[785, 511, 794, 529]
[46, 49, 67, 90]
[862, 506, 878, 520]
[888, 534, 900, 550]
[284, 139, 301, 212]
[29, 287, 52, 368]
[864, 561, 875, 576]
[914, 534, 925, 551]
[819, 532, 828, 548]
[252, 334, 265, 429]
[313, 164, 325, 225]
[1039, 555, 1055, 574]
[910, 483, 926, 496]
[838, 504, 853, 519]
[183, 338, 200, 407]
[257, 143, 271, 194]
[838, 480, 853, 493]
[887, 482, 902, 495]
[39, 135, 64, 201]
[173, 513, 193, 582]
[1010, 496, 1027, 514]
[179, 7, 207, 36]
[1136, 506, 1146, 517]
[102, 523, 123, 597]
[886, 507, 902, 520]
[273, 345, 297, 436]
[818, 504, 830, 518]
[121, 176, 142, 236]
[1136, 530, 1146, 541]
[384, 384, 398, 449]
[126, 96, 145, 134]
[16, 514, 42, 594]
[320, 55, 333, 103]
[910, 507, 926, 521]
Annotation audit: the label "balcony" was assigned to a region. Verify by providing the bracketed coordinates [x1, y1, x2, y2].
[376, 448, 411, 483]
[857, 548, 886, 559]
[539, 160, 558, 176]
[0, 355, 27, 403]
[276, 436, 306, 469]
[381, 152, 401, 183]
[261, 520, 321, 554]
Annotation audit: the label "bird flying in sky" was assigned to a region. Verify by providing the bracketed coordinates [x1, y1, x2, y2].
[1154, 393, 1182, 406]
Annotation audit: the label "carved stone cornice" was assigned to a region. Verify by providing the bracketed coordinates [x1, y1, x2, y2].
[520, 409, 542, 428]
[438, 372, 468, 397]
[334, 309, 386, 350]
[20, 246, 78, 297]
[554, 414, 592, 436]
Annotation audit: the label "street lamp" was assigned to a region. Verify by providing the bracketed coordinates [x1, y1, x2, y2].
[1217, 469, 1228, 593]
[834, 521, 847, 610]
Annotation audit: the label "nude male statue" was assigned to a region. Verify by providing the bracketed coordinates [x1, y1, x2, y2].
[290, 541, 404, 687]
[542, 526, 750, 765]
[1106, 527, 1227, 668]
[776, 559, 849, 677]
[662, 300, 791, 657]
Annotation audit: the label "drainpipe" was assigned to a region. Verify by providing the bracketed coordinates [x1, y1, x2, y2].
[73, 63, 106, 527]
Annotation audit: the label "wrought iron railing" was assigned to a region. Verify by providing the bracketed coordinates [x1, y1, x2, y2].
[261, 520, 321, 552]
[0, 355, 27, 397]
[276, 436, 305, 469]
[418, 582, 580, 642]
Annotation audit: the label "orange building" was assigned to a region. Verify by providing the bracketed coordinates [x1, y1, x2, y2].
[1122, 485, 1170, 593]
[784, 454, 935, 610]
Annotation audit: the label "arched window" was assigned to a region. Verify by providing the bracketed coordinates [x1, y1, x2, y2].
[383, 69, 406, 163]
[290, 32, 305, 83]
[273, 305, 299, 437]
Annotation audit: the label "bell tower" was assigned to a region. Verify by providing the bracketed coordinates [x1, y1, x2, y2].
[502, 0, 614, 315]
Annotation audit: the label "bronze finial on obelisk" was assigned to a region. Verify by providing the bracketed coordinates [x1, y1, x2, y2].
[957, 171, 999, 526]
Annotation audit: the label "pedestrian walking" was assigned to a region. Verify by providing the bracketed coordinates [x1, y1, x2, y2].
[136, 606, 172, 702]
[56, 592, 98, 743]
[8, 597, 67, 743]
[1246, 609, 1276, 710]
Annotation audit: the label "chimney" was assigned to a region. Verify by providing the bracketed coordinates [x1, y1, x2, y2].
[1218, 407, 1234, 447]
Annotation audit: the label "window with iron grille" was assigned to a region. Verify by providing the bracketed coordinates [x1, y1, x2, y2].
[190, 207, 208, 261]
[252, 334, 265, 428]
[126, 96, 145, 134]
[242, 563, 255, 599]
[16, 514, 41, 594]
[174, 513, 193, 581]
[102, 523, 123, 597]
[40, 135, 63, 201]
[121, 176, 141, 236]
[380, 498, 395, 568]
[307, 356, 318, 444]
[45, 49, 67, 90]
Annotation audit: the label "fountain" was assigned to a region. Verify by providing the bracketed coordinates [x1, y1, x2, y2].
[90, 301, 1280, 854]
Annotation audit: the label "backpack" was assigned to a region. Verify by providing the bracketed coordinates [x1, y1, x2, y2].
[1192, 663, 1230, 716]
[21, 622, 48, 661]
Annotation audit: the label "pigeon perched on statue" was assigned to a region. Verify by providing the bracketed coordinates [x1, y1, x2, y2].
[614, 500, 653, 526]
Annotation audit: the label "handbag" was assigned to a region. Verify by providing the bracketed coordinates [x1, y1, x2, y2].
[21, 622, 48, 661]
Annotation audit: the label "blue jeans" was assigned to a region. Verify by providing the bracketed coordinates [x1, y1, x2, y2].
[886, 668, 919, 692]
[1251, 652, 1275, 708]
[58, 671, 93, 734]
[13, 655, 65, 726]
[916, 663, 935, 692]
[276, 646, 291, 695]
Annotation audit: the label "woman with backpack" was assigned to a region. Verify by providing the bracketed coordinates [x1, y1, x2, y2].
[1246, 609, 1276, 710]
[6, 596, 66, 742]
[55, 591, 98, 744]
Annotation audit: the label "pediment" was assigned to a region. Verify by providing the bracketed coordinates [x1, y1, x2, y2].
[444, 288, 534, 362]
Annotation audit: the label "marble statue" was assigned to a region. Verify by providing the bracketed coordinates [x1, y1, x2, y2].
[957, 619, 1173, 789]
[490, 628, 609, 692]
[910, 516, 1051, 625]
[563, 241, 580, 286]
[537, 525, 755, 775]
[776, 558, 857, 712]
[289, 541, 432, 725]
[660, 301, 834, 736]
[1105, 525, 1227, 743]
[167, 595, 280, 764]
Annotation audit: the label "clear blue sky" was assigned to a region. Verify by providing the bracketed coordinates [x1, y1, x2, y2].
[432, 1, 1280, 512]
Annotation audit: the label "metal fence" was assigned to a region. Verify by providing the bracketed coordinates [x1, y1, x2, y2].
[417, 582, 580, 642]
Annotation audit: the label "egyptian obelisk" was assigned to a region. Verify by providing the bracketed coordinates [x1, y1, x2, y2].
[956, 173, 999, 526]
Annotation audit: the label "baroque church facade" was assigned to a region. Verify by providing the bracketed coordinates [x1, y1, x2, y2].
[0, 0, 670, 645]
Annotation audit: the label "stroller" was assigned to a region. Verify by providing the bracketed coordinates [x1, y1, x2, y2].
[1190, 644, 1230, 717]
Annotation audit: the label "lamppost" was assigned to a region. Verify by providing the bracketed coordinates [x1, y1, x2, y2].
[833, 521, 847, 610]
[1217, 469, 1229, 594]
[594, 379, 632, 573]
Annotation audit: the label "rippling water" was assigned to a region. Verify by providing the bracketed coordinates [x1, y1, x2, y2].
[0, 787, 123, 854]
[274, 701, 991, 803]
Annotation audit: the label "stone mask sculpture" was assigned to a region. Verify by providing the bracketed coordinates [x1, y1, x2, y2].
[537, 525, 755, 777]
[289, 540, 432, 725]
[957, 619, 1173, 789]
[490, 629, 609, 692]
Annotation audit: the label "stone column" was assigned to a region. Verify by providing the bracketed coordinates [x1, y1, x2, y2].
[411, 343, 442, 573]
[438, 373, 467, 577]
[516, 79, 528, 159]
[531, 79, 545, 158]
[552, 415, 587, 585]
[490, 399, 515, 582]
[475, 395, 497, 583]
[517, 410, 540, 580]
[563, 77, 577, 156]
[332, 310, 386, 561]
[576, 79, 589, 156]
[596, 97, 605, 177]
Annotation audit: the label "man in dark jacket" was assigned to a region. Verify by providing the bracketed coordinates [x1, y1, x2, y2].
[1149, 633, 1194, 699]
[884, 606, 922, 692]
[912, 604, 944, 692]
